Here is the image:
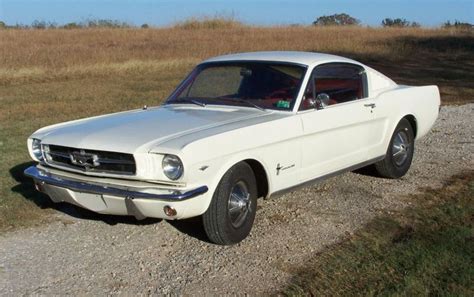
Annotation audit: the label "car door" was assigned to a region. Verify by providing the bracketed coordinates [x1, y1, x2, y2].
[297, 63, 378, 182]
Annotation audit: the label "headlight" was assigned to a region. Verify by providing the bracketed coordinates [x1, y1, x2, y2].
[162, 154, 183, 180]
[31, 138, 44, 162]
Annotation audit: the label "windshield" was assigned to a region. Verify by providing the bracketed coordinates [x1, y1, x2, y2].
[166, 62, 307, 111]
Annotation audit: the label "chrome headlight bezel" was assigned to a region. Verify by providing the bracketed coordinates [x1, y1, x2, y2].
[162, 154, 184, 180]
[31, 138, 44, 162]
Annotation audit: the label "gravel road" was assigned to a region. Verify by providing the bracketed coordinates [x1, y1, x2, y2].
[1, 104, 473, 295]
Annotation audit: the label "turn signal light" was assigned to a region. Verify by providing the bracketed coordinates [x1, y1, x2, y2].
[163, 206, 177, 217]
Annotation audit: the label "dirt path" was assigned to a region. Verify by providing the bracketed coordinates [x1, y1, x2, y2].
[1, 104, 472, 295]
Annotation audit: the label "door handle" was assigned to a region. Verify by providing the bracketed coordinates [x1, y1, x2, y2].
[364, 103, 376, 108]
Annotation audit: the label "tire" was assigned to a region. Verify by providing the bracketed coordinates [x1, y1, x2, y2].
[375, 118, 415, 179]
[203, 162, 257, 245]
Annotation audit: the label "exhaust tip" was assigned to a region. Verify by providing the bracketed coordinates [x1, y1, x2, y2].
[163, 205, 177, 217]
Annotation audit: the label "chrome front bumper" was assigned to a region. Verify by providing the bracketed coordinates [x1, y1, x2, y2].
[23, 166, 209, 219]
[24, 166, 208, 201]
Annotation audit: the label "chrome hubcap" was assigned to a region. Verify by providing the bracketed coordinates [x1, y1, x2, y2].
[228, 181, 251, 228]
[392, 130, 410, 166]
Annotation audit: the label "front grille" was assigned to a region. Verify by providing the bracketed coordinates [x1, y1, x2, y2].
[43, 144, 136, 175]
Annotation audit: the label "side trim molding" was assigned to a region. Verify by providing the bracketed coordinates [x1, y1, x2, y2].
[270, 155, 385, 198]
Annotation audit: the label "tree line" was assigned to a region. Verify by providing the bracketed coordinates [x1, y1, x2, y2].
[312, 13, 472, 29]
[0, 14, 472, 29]
[311, 13, 422, 27]
[0, 19, 146, 29]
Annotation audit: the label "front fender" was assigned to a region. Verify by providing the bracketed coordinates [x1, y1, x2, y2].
[182, 151, 272, 217]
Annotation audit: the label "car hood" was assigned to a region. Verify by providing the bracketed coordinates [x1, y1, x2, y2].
[35, 105, 277, 153]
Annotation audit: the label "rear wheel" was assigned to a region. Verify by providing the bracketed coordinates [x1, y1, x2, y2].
[375, 118, 415, 179]
[203, 162, 257, 245]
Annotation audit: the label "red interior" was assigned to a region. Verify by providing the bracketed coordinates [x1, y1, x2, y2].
[301, 78, 363, 110]
[317, 79, 363, 99]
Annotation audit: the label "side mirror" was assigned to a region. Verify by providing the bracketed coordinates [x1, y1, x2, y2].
[315, 93, 330, 109]
[306, 97, 318, 109]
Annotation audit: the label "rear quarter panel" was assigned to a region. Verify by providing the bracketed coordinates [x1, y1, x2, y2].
[376, 85, 440, 155]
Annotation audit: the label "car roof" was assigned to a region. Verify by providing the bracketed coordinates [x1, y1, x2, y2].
[202, 51, 361, 67]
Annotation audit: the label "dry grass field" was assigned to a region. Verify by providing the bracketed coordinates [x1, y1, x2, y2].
[0, 25, 473, 230]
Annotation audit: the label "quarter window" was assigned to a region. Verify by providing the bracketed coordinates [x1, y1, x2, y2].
[299, 63, 367, 111]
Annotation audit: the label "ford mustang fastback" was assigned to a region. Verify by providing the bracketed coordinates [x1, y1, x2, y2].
[25, 51, 440, 245]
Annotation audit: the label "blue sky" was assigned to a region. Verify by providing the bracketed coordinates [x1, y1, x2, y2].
[0, 0, 472, 27]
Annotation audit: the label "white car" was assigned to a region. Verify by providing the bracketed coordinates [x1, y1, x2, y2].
[25, 51, 440, 245]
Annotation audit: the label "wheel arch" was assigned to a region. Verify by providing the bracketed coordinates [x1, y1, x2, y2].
[242, 159, 270, 199]
[205, 154, 272, 206]
[403, 114, 418, 138]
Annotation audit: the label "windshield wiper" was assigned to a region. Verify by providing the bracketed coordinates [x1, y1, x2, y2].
[218, 97, 266, 111]
[171, 98, 206, 107]
[239, 99, 266, 111]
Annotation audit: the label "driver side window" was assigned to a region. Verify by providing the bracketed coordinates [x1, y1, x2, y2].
[299, 63, 367, 111]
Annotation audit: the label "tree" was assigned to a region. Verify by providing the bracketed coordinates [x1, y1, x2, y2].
[31, 20, 47, 29]
[313, 13, 360, 26]
[443, 20, 473, 29]
[85, 19, 130, 28]
[0, 20, 6, 29]
[47, 22, 57, 29]
[141, 23, 149, 29]
[382, 18, 419, 27]
[63, 22, 81, 29]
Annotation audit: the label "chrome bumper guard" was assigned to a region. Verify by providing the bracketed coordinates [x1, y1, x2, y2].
[24, 166, 208, 201]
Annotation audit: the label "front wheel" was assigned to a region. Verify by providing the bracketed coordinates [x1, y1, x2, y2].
[203, 162, 257, 245]
[374, 118, 415, 179]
